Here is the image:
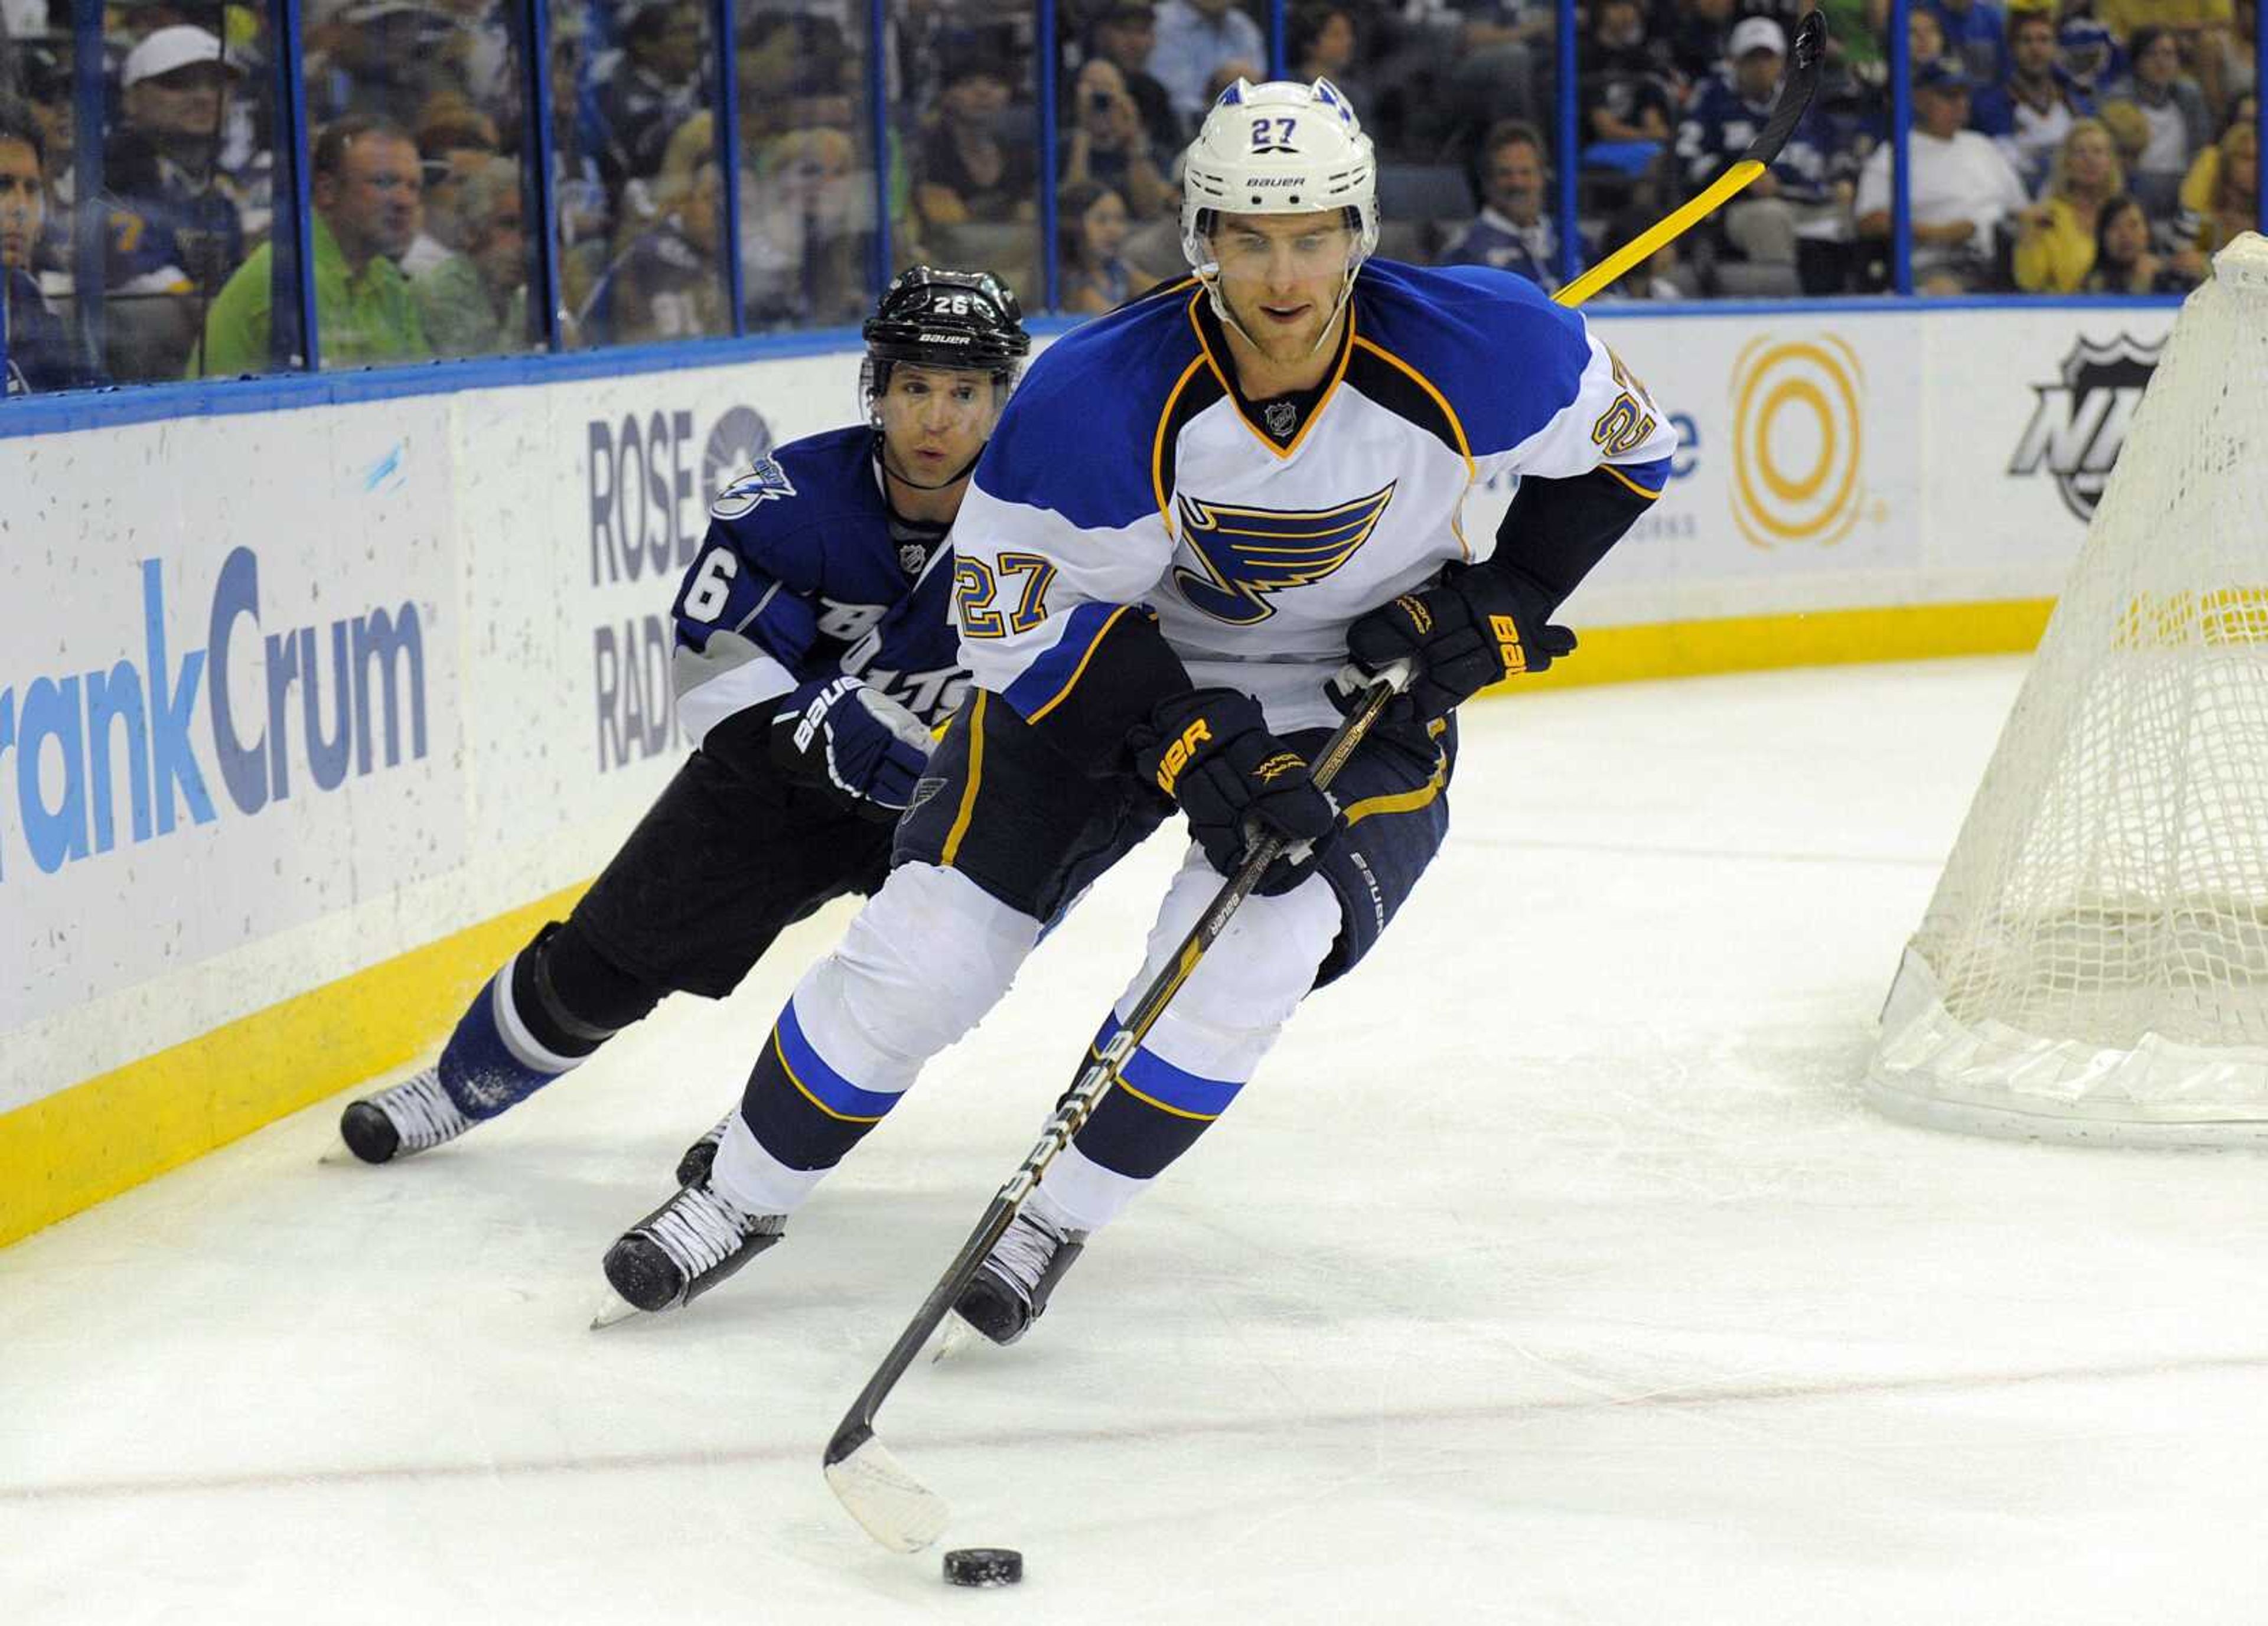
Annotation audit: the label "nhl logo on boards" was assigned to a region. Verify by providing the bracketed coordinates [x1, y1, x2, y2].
[2008, 333, 2165, 522]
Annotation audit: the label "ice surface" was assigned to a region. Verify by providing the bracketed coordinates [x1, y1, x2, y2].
[8, 657, 2268, 1625]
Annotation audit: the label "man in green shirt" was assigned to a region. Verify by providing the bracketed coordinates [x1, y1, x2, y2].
[192, 113, 432, 376]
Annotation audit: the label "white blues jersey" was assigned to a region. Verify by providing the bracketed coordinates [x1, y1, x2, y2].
[951, 259, 1679, 733]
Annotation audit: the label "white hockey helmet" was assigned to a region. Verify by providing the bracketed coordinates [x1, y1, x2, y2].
[1178, 77, 1380, 276]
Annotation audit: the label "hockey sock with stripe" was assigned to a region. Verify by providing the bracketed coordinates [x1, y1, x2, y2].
[438, 924, 656, 1118]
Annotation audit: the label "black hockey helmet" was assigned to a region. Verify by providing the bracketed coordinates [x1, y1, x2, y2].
[859, 266, 1031, 420]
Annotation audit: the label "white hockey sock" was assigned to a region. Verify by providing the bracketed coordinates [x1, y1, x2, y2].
[708, 1112, 832, 1216]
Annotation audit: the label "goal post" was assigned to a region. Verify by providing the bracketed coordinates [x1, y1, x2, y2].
[1867, 233, 2268, 1145]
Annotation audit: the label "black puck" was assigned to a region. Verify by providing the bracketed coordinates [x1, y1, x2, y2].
[942, 1547, 1024, 1588]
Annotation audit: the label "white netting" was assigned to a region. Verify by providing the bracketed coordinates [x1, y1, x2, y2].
[1868, 234, 2268, 1144]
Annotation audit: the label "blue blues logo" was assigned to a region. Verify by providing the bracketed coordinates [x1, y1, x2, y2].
[1171, 483, 1396, 625]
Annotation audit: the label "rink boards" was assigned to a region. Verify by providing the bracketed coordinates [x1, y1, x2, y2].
[0, 298, 2179, 1244]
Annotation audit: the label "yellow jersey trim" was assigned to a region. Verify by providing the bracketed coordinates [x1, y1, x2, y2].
[940, 690, 988, 868]
[1182, 289, 1355, 462]
[1350, 336, 1477, 483]
[1022, 604, 1139, 724]
[1153, 353, 1213, 538]
[1341, 754, 1449, 828]
[1601, 462, 1666, 501]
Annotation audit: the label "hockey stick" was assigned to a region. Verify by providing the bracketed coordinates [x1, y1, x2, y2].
[1554, 8, 1827, 309]
[822, 661, 1415, 1553]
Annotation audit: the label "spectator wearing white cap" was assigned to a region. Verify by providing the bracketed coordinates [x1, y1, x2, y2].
[102, 24, 249, 379]
[1674, 16, 1832, 291]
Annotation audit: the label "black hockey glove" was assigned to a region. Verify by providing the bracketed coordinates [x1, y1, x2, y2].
[770, 677, 933, 821]
[1339, 564, 1576, 724]
[1128, 688, 1338, 896]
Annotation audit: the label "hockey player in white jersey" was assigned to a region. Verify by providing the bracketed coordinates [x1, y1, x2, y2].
[600, 77, 1678, 1331]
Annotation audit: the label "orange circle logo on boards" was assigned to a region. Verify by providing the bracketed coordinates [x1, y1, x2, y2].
[1728, 335, 1866, 550]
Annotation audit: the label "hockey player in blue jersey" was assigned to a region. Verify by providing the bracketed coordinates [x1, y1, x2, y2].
[336, 268, 1031, 1167]
[600, 77, 1679, 1333]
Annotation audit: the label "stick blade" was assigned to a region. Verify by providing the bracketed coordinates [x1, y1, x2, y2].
[822, 1434, 950, 1553]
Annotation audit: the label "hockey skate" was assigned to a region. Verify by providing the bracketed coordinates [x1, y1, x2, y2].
[597, 1178, 784, 1323]
[951, 1210, 1088, 1346]
[674, 1113, 733, 1188]
[338, 1068, 474, 1164]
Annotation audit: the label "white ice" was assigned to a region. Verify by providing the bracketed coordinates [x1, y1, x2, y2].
[8, 657, 2268, 1625]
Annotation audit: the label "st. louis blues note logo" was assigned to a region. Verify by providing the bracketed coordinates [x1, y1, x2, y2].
[1172, 483, 1396, 624]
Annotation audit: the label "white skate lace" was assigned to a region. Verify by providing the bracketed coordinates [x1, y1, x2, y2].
[376, 1070, 473, 1152]
[986, 1213, 1071, 1298]
[646, 1184, 781, 1276]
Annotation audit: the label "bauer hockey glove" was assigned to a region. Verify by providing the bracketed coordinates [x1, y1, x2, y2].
[1339, 564, 1576, 724]
[770, 677, 934, 820]
[1129, 688, 1339, 896]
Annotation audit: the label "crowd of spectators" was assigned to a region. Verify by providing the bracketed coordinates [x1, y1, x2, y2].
[1028, 0, 2256, 299]
[0, 0, 904, 390]
[2, 0, 2262, 396]
[1555, 0, 2260, 294]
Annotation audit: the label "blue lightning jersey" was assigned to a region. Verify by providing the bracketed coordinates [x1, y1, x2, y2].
[953, 259, 1679, 733]
[670, 425, 967, 747]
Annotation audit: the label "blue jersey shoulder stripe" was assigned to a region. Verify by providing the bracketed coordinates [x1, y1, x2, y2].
[999, 600, 1137, 722]
[973, 295, 1201, 532]
[1351, 260, 1592, 459]
[1603, 457, 1671, 500]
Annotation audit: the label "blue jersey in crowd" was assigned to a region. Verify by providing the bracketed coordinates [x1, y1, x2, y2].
[1674, 76, 1831, 201]
[3, 269, 87, 396]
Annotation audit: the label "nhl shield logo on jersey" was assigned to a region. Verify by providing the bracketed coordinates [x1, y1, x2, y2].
[1171, 483, 1397, 625]
[2009, 334, 2165, 522]
[708, 457, 799, 520]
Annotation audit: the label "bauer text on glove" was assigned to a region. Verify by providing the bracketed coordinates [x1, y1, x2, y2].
[1342, 565, 1575, 722]
[1129, 688, 1338, 895]
[769, 677, 933, 819]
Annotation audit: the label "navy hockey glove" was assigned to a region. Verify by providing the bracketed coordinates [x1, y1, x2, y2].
[1129, 688, 1338, 895]
[770, 677, 933, 821]
[1340, 565, 1576, 724]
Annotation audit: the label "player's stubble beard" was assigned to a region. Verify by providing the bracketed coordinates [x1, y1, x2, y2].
[1217, 272, 1350, 394]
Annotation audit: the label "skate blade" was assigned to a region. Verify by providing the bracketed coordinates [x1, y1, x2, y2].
[589, 1292, 649, 1331]
[930, 1311, 983, 1364]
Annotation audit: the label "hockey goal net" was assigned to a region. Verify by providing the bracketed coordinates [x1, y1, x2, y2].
[1868, 232, 2268, 1144]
